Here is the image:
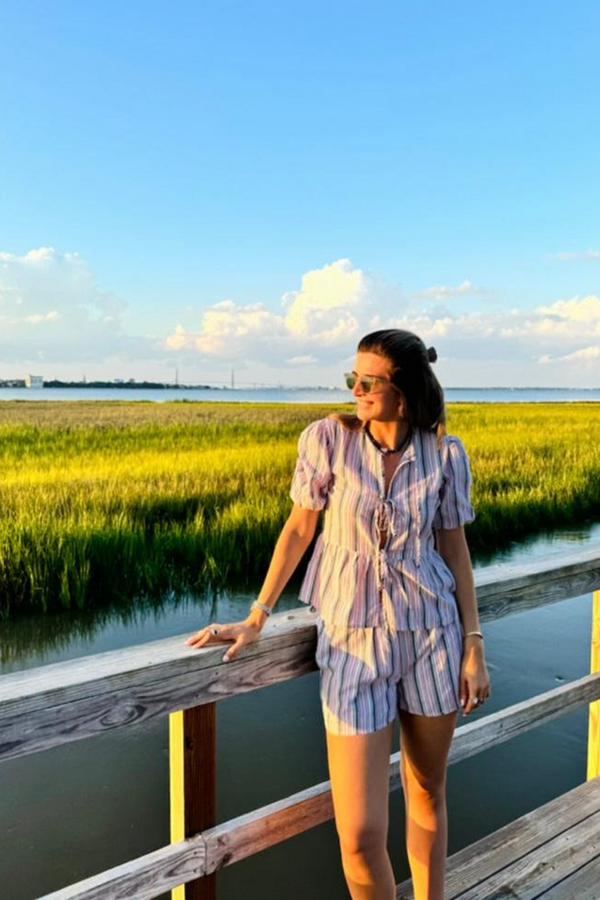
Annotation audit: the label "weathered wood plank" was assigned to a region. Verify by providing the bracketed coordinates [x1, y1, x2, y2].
[444, 671, 600, 765]
[536, 852, 600, 898]
[455, 807, 600, 899]
[2, 639, 599, 771]
[0, 610, 316, 702]
[37, 836, 206, 900]
[2, 542, 598, 715]
[471, 543, 600, 624]
[37, 683, 600, 900]
[2, 544, 600, 763]
[0, 614, 319, 762]
[396, 774, 600, 899]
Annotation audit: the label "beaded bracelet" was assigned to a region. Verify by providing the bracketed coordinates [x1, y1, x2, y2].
[250, 600, 272, 616]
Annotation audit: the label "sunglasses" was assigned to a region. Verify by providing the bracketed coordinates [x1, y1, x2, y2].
[344, 372, 393, 394]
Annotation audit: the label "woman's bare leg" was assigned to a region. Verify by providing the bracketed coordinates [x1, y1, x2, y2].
[398, 709, 458, 900]
[325, 720, 396, 899]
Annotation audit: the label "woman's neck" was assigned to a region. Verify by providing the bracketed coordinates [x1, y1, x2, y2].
[367, 419, 411, 451]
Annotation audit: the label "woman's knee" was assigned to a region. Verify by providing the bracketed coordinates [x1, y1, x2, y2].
[402, 765, 446, 807]
[400, 751, 446, 803]
[337, 821, 388, 860]
[326, 724, 393, 855]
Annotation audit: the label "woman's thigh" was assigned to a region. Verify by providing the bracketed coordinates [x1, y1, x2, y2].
[399, 708, 458, 793]
[325, 720, 395, 852]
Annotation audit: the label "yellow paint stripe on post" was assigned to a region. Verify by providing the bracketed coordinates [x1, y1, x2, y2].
[170, 710, 185, 900]
[170, 704, 217, 899]
[588, 589, 600, 781]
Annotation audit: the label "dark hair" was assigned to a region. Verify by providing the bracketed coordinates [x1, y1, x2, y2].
[327, 328, 447, 449]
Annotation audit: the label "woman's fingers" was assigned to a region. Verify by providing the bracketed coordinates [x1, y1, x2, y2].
[462, 683, 490, 715]
[460, 657, 492, 714]
[223, 635, 245, 662]
[184, 622, 260, 662]
[184, 623, 232, 648]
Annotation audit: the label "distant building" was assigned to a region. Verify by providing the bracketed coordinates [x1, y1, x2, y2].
[25, 374, 44, 388]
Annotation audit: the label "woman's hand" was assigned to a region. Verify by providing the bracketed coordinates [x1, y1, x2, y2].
[460, 639, 491, 716]
[184, 617, 263, 662]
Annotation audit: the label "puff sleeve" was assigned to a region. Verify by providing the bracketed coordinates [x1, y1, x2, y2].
[289, 418, 335, 510]
[432, 435, 476, 529]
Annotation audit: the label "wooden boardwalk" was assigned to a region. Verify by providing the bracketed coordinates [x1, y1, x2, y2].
[396, 774, 600, 899]
[1, 542, 599, 898]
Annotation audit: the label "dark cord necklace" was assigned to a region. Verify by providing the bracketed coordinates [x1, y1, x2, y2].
[365, 423, 413, 455]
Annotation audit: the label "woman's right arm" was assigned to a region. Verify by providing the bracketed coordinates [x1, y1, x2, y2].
[184, 505, 321, 654]
[246, 505, 321, 629]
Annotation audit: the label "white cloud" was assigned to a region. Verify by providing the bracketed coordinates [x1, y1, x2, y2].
[550, 250, 598, 261]
[286, 354, 318, 365]
[165, 261, 600, 378]
[0, 246, 160, 365]
[538, 345, 599, 364]
[166, 258, 385, 364]
[536, 294, 600, 323]
[3, 248, 600, 384]
[22, 311, 60, 324]
[414, 279, 492, 301]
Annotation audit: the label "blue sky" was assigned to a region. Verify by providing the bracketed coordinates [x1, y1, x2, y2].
[0, 0, 599, 387]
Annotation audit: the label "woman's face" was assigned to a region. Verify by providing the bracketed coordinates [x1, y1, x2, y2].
[350, 351, 404, 423]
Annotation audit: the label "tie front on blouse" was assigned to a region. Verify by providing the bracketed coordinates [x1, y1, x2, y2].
[377, 497, 400, 537]
[289, 416, 476, 629]
[373, 495, 422, 597]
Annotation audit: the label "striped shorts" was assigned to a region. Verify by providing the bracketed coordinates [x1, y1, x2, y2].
[315, 617, 465, 735]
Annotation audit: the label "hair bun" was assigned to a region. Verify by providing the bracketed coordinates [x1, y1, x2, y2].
[427, 346, 437, 363]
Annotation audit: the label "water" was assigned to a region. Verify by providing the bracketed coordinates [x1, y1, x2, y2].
[2, 385, 600, 403]
[1, 525, 599, 899]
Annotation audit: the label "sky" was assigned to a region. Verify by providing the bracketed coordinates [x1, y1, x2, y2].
[0, 0, 599, 388]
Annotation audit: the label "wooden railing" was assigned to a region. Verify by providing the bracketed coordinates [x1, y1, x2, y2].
[1, 543, 600, 900]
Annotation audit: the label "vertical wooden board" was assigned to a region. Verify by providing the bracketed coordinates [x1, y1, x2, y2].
[170, 710, 186, 900]
[587, 590, 600, 780]
[170, 705, 217, 900]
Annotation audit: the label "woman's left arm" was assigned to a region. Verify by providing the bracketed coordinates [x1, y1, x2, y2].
[435, 526, 491, 716]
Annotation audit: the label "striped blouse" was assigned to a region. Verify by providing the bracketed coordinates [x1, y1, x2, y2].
[289, 416, 476, 630]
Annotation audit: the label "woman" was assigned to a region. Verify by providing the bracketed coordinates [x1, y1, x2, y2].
[185, 328, 491, 900]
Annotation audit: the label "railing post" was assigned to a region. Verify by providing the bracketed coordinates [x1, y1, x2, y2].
[587, 589, 600, 780]
[170, 704, 217, 899]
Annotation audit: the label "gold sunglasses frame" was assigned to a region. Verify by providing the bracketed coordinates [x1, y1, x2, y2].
[344, 371, 402, 394]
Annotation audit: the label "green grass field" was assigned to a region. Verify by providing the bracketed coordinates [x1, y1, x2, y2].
[0, 399, 598, 619]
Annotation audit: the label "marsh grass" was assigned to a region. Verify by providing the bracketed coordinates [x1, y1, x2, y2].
[0, 399, 598, 619]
